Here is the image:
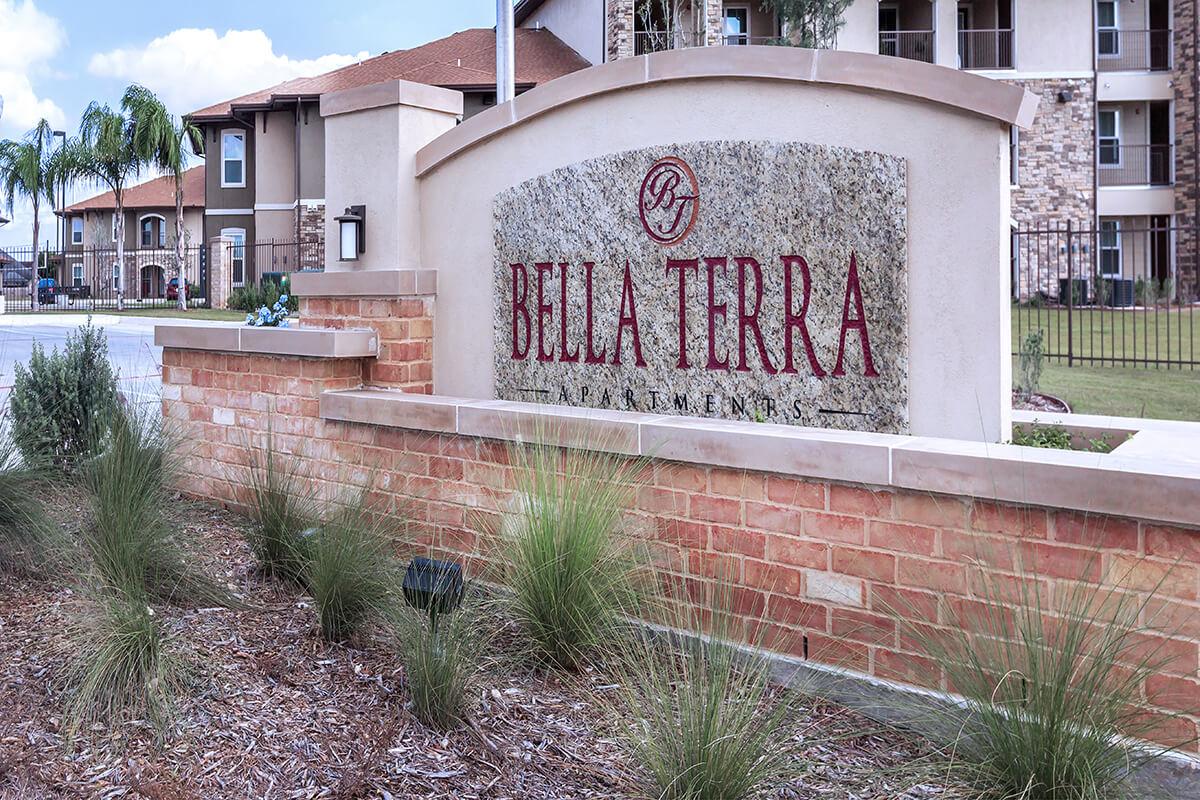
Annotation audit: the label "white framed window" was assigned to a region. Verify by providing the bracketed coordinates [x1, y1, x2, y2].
[159, 220, 167, 248]
[1010, 126, 1020, 185]
[111, 262, 121, 290]
[70, 217, 83, 245]
[221, 130, 246, 188]
[140, 217, 154, 247]
[1098, 109, 1121, 166]
[222, 227, 247, 286]
[1097, 1, 1119, 57]
[139, 214, 166, 248]
[1099, 220, 1122, 277]
[71, 261, 83, 287]
[111, 212, 119, 242]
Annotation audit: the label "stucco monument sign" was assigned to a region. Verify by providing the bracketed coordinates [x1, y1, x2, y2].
[494, 140, 909, 433]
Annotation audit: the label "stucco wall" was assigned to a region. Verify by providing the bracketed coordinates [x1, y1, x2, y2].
[1010, 0, 1093, 74]
[838, 0, 880, 54]
[299, 104, 325, 200]
[254, 110, 296, 206]
[415, 65, 1017, 442]
[519, 0, 605, 65]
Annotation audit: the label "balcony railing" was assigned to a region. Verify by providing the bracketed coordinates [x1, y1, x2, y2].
[879, 30, 935, 63]
[1098, 143, 1173, 186]
[1097, 29, 1172, 72]
[958, 28, 1014, 69]
[633, 30, 785, 55]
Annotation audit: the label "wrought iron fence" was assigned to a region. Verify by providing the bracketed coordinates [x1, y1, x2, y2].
[226, 240, 322, 297]
[1097, 29, 1172, 71]
[958, 29, 1014, 69]
[879, 30, 935, 63]
[1012, 223, 1198, 369]
[0, 244, 207, 312]
[1098, 143, 1173, 186]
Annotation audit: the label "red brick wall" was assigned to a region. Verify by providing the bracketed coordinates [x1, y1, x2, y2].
[162, 347, 1200, 750]
[299, 295, 433, 393]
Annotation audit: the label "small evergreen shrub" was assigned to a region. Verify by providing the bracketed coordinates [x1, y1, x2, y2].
[1017, 329, 1045, 400]
[227, 280, 298, 313]
[9, 319, 117, 471]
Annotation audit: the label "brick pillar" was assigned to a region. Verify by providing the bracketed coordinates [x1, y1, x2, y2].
[1175, 1, 1198, 301]
[208, 235, 232, 310]
[608, 0, 635, 61]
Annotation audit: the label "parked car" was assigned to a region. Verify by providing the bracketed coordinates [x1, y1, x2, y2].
[165, 277, 196, 301]
[1, 266, 32, 288]
[37, 278, 57, 305]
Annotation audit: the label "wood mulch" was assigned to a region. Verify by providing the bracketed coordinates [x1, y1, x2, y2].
[0, 497, 970, 799]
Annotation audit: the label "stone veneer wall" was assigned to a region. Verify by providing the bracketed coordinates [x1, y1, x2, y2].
[608, 0, 635, 61]
[159, 346, 1200, 751]
[1175, 1, 1199, 300]
[297, 202, 325, 266]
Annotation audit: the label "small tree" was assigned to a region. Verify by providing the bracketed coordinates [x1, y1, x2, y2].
[760, 0, 853, 48]
[0, 120, 57, 310]
[1017, 329, 1045, 400]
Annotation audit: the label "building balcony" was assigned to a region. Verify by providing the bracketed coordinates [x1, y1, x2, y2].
[633, 30, 785, 55]
[1097, 29, 1172, 72]
[878, 31, 935, 63]
[1098, 143, 1173, 187]
[957, 29, 1014, 70]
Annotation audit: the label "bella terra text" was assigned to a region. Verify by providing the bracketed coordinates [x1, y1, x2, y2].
[508, 253, 878, 378]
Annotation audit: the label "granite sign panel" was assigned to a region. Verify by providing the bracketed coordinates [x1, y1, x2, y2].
[493, 141, 908, 433]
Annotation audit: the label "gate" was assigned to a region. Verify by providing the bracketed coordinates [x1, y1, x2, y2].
[1012, 222, 1198, 369]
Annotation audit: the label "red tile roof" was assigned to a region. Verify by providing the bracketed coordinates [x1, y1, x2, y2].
[59, 165, 205, 214]
[188, 28, 590, 120]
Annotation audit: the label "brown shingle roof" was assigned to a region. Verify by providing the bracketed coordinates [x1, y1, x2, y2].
[188, 27, 590, 120]
[59, 165, 205, 214]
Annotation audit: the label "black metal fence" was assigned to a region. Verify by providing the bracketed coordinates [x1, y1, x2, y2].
[226, 240, 321, 297]
[0, 244, 208, 312]
[1012, 223, 1198, 369]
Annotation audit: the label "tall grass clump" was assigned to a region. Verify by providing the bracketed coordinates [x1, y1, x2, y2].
[0, 438, 63, 576]
[61, 587, 186, 739]
[895, 548, 1182, 800]
[306, 491, 400, 641]
[500, 438, 646, 670]
[610, 581, 799, 800]
[9, 318, 117, 471]
[244, 430, 318, 584]
[84, 404, 229, 606]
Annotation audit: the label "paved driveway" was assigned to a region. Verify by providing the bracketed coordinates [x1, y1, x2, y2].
[0, 314, 236, 409]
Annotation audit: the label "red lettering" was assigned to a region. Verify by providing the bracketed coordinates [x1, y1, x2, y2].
[704, 257, 729, 371]
[734, 256, 776, 374]
[535, 262, 555, 362]
[612, 260, 646, 367]
[782, 255, 826, 377]
[510, 262, 530, 360]
[584, 261, 607, 364]
[557, 262, 579, 363]
[832, 252, 879, 378]
[665, 258, 698, 369]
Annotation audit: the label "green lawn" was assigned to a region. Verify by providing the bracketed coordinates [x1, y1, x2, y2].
[1020, 362, 1199, 422]
[31, 307, 245, 322]
[1012, 304, 1200, 366]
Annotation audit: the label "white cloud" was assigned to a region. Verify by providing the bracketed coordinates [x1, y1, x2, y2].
[88, 28, 370, 115]
[0, 0, 67, 136]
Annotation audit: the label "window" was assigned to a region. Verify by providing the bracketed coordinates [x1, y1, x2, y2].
[1097, 1, 1119, 57]
[222, 227, 246, 286]
[159, 220, 167, 248]
[111, 212, 119, 242]
[1010, 126, 1020, 185]
[70, 217, 83, 245]
[1099, 220, 1121, 277]
[71, 261, 83, 287]
[723, 7, 749, 45]
[1098, 109, 1121, 165]
[140, 217, 154, 247]
[221, 130, 246, 188]
[111, 262, 121, 290]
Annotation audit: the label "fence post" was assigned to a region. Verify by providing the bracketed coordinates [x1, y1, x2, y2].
[1066, 220, 1075, 368]
[208, 235, 232, 311]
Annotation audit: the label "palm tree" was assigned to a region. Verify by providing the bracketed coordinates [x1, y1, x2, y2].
[0, 120, 57, 310]
[52, 102, 142, 311]
[123, 85, 203, 311]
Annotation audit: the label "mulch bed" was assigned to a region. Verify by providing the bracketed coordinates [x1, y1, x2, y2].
[1012, 390, 1071, 414]
[0, 496, 969, 799]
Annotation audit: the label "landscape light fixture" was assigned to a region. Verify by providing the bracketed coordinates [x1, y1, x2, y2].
[336, 205, 365, 261]
[402, 556, 465, 636]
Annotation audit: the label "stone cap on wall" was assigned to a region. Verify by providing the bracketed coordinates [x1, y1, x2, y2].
[289, 269, 437, 298]
[319, 388, 1200, 529]
[155, 325, 378, 358]
[415, 46, 1039, 176]
[321, 79, 464, 118]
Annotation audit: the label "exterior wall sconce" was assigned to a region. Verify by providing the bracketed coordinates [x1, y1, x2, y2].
[336, 205, 365, 261]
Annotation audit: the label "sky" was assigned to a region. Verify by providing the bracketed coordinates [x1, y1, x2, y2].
[0, 0, 500, 247]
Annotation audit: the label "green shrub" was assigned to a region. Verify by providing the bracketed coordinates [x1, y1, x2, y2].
[1017, 329, 1045, 399]
[84, 405, 230, 606]
[245, 432, 318, 585]
[387, 586, 490, 729]
[0, 438, 63, 576]
[1012, 424, 1073, 450]
[227, 280, 298, 313]
[9, 319, 117, 471]
[305, 492, 399, 641]
[892, 549, 1181, 800]
[62, 587, 185, 739]
[500, 439, 645, 670]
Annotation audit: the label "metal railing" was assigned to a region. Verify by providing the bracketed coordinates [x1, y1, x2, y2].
[879, 30, 935, 63]
[958, 29, 1014, 69]
[633, 30, 785, 54]
[1098, 143, 1173, 186]
[1012, 223, 1198, 369]
[227, 240, 322, 296]
[1097, 29, 1172, 71]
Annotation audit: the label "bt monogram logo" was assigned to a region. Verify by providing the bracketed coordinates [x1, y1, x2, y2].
[638, 156, 699, 246]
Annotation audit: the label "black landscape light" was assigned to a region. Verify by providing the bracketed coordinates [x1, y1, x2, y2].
[403, 556, 465, 634]
[335, 204, 365, 261]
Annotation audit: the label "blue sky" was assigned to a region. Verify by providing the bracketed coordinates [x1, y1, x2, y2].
[0, 0, 500, 246]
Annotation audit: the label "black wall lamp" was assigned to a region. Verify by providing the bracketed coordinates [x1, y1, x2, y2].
[336, 204, 366, 261]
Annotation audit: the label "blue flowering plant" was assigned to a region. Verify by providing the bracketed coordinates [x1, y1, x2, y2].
[245, 295, 291, 328]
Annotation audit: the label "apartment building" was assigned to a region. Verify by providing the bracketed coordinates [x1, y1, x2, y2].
[55, 165, 204, 299]
[187, 27, 590, 286]
[517, 0, 1199, 300]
